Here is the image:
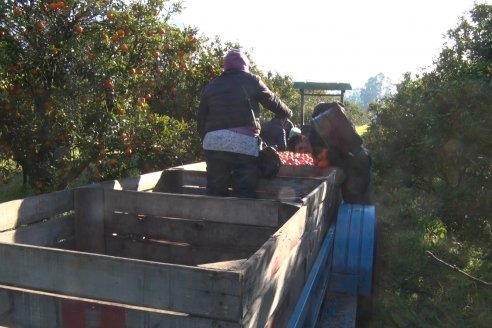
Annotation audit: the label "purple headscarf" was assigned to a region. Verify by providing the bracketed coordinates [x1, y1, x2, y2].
[223, 49, 250, 72]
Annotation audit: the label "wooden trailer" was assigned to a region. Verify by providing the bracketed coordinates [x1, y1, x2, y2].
[0, 162, 347, 327]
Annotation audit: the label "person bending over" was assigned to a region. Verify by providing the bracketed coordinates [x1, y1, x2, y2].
[309, 102, 372, 204]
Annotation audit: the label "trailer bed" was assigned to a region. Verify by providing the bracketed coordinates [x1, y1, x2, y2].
[0, 162, 345, 327]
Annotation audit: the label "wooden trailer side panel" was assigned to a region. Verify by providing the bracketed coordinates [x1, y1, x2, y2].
[0, 242, 242, 321]
[0, 285, 240, 328]
[0, 214, 74, 248]
[104, 212, 276, 251]
[104, 189, 280, 227]
[154, 169, 323, 202]
[104, 212, 276, 266]
[98, 170, 164, 192]
[0, 189, 74, 232]
[240, 179, 339, 327]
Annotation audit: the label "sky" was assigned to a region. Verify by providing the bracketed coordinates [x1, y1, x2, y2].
[173, 0, 481, 89]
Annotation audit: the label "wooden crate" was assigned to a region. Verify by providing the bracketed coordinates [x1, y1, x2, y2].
[0, 163, 341, 327]
[278, 164, 322, 178]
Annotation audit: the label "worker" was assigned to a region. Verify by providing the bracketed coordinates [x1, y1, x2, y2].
[197, 49, 293, 198]
[309, 102, 372, 204]
[287, 133, 311, 153]
[283, 117, 295, 140]
[260, 115, 288, 151]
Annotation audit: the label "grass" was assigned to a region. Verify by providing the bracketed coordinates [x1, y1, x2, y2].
[364, 184, 492, 328]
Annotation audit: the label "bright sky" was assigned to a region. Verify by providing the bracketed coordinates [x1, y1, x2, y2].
[174, 0, 480, 88]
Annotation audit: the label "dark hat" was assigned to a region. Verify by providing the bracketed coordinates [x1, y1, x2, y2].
[223, 49, 250, 72]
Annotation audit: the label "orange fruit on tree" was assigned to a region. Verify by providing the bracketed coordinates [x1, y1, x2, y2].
[119, 44, 128, 52]
[104, 79, 114, 89]
[35, 21, 46, 31]
[13, 7, 23, 16]
[107, 11, 115, 20]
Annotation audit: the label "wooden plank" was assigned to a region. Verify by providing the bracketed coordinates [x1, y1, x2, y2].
[173, 162, 207, 171]
[104, 212, 276, 251]
[0, 214, 74, 246]
[153, 169, 185, 193]
[198, 259, 247, 271]
[153, 169, 207, 193]
[0, 284, 240, 328]
[0, 285, 59, 328]
[154, 169, 323, 201]
[105, 189, 280, 227]
[98, 170, 164, 191]
[239, 181, 335, 327]
[105, 235, 254, 266]
[278, 165, 322, 178]
[75, 188, 105, 253]
[239, 206, 308, 327]
[0, 243, 241, 320]
[0, 189, 74, 231]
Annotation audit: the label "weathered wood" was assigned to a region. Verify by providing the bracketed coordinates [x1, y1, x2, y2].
[104, 189, 280, 227]
[278, 165, 322, 178]
[0, 189, 74, 232]
[0, 162, 343, 327]
[153, 169, 207, 193]
[0, 284, 240, 328]
[104, 212, 275, 251]
[97, 170, 164, 191]
[198, 259, 247, 271]
[75, 188, 105, 253]
[154, 168, 324, 202]
[0, 243, 241, 320]
[0, 214, 74, 246]
[239, 180, 335, 327]
[239, 206, 308, 327]
[105, 235, 254, 266]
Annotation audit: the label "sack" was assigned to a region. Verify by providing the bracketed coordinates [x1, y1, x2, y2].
[258, 143, 281, 178]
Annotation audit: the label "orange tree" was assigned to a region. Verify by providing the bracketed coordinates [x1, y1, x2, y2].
[365, 3, 492, 242]
[0, 0, 229, 193]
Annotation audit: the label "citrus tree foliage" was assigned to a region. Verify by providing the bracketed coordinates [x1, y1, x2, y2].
[0, 0, 228, 192]
[365, 3, 492, 242]
[257, 71, 300, 124]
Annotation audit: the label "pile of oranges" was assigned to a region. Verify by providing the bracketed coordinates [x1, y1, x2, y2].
[314, 148, 330, 169]
[278, 151, 314, 166]
[278, 149, 330, 169]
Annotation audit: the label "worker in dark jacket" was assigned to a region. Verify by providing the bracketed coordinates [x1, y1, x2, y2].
[197, 49, 293, 198]
[260, 115, 288, 151]
[309, 102, 372, 204]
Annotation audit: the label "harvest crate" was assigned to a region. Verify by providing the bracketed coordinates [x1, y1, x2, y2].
[0, 163, 341, 327]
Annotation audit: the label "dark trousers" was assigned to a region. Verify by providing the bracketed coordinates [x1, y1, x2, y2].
[204, 150, 258, 198]
[342, 147, 372, 204]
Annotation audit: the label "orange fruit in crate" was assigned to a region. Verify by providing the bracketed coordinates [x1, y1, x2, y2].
[317, 159, 329, 169]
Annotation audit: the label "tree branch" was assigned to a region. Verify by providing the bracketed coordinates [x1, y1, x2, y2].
[426, 250, 492, 288]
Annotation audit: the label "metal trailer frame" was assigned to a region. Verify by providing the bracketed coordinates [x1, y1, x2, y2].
[287, 204, 377, 328]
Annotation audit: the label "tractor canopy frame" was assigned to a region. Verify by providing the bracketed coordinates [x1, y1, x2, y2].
[293, 82, 352, 126]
